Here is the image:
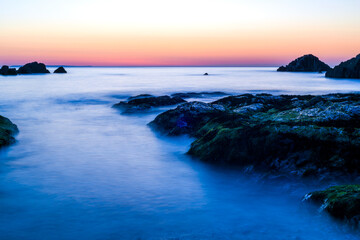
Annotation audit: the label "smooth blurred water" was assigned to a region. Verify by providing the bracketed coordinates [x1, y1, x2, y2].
[0, 67, 360, 239]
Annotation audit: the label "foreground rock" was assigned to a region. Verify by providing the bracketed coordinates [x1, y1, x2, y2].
[277, 54, 331, 72]
[54, 66, 67, 74]
[150, 93, 360, 177]
[0, 66, 17, 76]
[326, 54, 360, 79]
[113, 95, 186, 113]
[304, 185, 360, 224]
[0, 115, 18, 148]
[17, 62, 50, 74]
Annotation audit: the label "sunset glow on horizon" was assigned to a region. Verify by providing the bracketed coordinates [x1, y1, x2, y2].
[1, 0, 359, 66]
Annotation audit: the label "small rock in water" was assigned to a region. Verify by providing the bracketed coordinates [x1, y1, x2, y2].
[54, 66, 67, 74]
[0, 65, 17, 76]
[17, 62, 50, 74]
[204, 73, 209, 75]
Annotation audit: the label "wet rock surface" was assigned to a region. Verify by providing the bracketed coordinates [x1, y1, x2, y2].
[304, 185, 360, 224]
[150, 93, 360, 177]
[0, 115, 18, 148]
[113, 95, 186, 113]
[277, 54, 331, 72]
[326, 54, 360, 79]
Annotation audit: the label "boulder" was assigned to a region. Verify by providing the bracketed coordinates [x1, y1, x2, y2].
[113, 95, 186, 113]
[0, 115, 18, 148]
[277, 54, 331, 72]
[17, 62, 50, 74]
[304, 185, 360, 224]
[204, 73, 209, 75]
[54, 66, 67, 74]
[0, 65, 17, 76]
[150, 93, 360, 177]
[325, 54, 360, 79]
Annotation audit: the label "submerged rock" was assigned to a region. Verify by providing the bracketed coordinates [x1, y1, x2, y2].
[304, 185, 360, 224]
[326, 54, 360, 79]
[0, 115, 18, 148]
[113, 95, 186, 113]
[277, 54, 331, 72]
[0, 65, 17, 76]
[54, 66, 67, 74]
[17, 62, 50, 74]
[150, 93, 360, 177]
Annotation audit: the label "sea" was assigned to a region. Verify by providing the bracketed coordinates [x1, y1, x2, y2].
[0, 67, 360, 239]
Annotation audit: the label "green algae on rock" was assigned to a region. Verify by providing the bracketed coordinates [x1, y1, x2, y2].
[0, 115, 18, 148]
[304, 185, 360, 223]
[149, 93, 360, 177]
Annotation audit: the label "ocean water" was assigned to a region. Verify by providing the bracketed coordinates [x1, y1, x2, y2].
[0, 67, 360, 239]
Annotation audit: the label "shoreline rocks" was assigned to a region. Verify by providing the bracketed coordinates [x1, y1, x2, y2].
[113, 95, 186, 113]
[0, 115, 18, 148]
[304, 185, 360, 224]
[149, 93, 360, 178]
[326, 54, 360, 79]
[277, 54, 331, 72]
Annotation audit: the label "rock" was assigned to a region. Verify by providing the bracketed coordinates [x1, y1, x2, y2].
[304, 185, 360, 224]
[0, 65, 17, 76]
[0, 115, 18, 148]
[204, 73, 209, 75]
[113, 95, 186, 113]
[149, 102, 226, 135]
[150, 93, 360, 177]
[54, 66, 67, 74]
[277, 54, 331, 72]
[17, 62, 50, 74]
[171, 92, 229, 99]
[325, 54, 360, 79]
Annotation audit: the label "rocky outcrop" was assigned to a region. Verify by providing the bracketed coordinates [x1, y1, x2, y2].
[150, 93, 360, 177]
[304, 185, 360, 224]
[171, 92, 229, 99]
[277, 54, 331, 72]
[113, 95, 186, 113]
[326, 54, 360, 79]
[17, 62, 50, 74]
[0, 66, 18, 76]
[54, 66, 67, 74]
[0, 115, 18, 148]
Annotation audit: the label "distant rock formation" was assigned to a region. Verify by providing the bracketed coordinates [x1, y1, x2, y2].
[17, 62, 50, 74]
[277, 54, 331, 72]
[204, 73, 209, 75]
[325, 54, 360, 79]
[0, 65, 18, 76]
[54, 66, 67, 74]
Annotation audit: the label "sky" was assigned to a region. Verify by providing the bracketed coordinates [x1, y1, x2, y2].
[0, 0, 359, 66]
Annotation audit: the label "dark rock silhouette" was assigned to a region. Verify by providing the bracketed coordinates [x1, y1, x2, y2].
[17, 62, 50, 74]
[54, 66, 67, 74]
[277, 54, 331, 72]
[326, 54, 360, 79]
[204, 73, 209, 75]
[0, 65, 18, 76]
[113, 95, 186, 113]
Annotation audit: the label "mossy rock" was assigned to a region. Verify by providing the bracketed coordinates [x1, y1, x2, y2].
[0, 115, 18, 148]
[306, 185, 360, 221]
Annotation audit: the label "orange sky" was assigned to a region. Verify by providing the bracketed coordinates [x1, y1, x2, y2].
[0, 0, 359, 66]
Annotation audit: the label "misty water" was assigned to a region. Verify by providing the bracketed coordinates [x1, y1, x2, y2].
[1, 67, 360, 239]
